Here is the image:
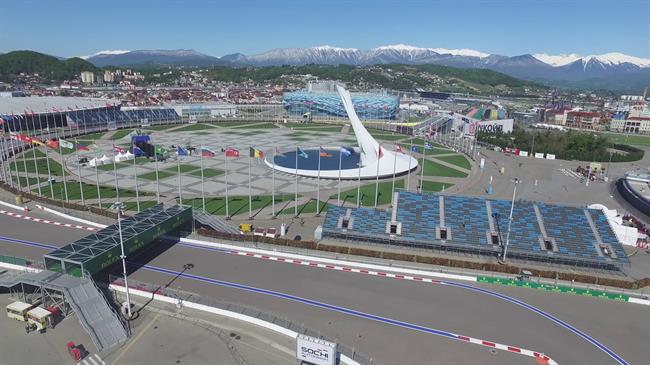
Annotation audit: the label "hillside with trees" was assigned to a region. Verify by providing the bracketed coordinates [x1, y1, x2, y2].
[0, 50, 97, 82]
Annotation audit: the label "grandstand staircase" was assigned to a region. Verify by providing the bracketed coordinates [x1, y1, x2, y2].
[533, 204, 549, 239]
[0, 269, 128, 352]
[584, 209, 617, 259]
[193, 210, 241, 234]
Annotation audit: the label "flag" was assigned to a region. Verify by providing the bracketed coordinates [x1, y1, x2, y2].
[177, 146, 188, 156]
[411, 145, 420, 152]
[224, 148, 240, 158]
[11, 133, 33, 143]
[297, 147, 309, 159]
[424, 142, 433, 150]
[46, 139, 59, 149]
[201, 148, 216, 158]
[340, 146, 353, 157]
[132, 145, 145, 156]
[319, 147, 333, 158]
[59, 138, 74, 149]
[76, 142, 89, 151]
[378, 145, 384, 159]
[396, 144, 403, 153]
[113, 144, 126, 153]
[249, 147, 264, 158]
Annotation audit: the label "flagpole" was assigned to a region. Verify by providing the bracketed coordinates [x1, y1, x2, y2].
[407, 136, 413, 192]
[41, 113, 54, 198]
[132, 146, 140, 212]
[271, 147, 275, 218]
[113, 154, 120, 205]
[19, 116, 30, 193]
[294, 146, 298, 217]
[316, 147, 321, 216]
[177, 150, 183, 205]
[74, 138, 84, 205]
[93, 149, 101, 208]
[224, 148, 229, 218]
[248, 148, 252, 220]
[28, 114, 42, 196]
[419, 140, 426, 193]
[374, 147, 380, 208]
[356, 151, 361, 208]
[59, 140, 69, 201]
[337, 147, 342, 206]
[391, 145, 398, 202]
[8, 116, 22, 192]
[154, 145, 160, 204]
[200, 146, 205, 212]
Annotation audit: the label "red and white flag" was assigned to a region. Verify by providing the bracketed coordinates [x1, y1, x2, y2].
[396, 144, 403, 153]
[378, 145, 384, 159]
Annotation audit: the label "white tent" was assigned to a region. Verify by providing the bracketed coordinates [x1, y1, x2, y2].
[99, 155, 112, 165]
[588, 204, 638, 246]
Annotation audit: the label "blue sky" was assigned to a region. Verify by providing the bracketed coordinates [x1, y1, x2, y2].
[1, 0, 648, 58]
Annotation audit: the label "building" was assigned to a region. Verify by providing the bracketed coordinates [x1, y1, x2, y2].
[80, 71, 95, 84]
[283, 90, 400, 120]
[103, 71, 114, 83]
[610, 116, 650, 134]
[563, 111, 601, 130]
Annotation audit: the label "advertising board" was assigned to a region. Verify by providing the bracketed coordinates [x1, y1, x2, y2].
[296, 334, 337, 365]
[463, 118, 514, 135]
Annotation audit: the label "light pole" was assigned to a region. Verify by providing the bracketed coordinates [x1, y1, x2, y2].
[117, 210, 132, 319]
[502, 177, 520, 263]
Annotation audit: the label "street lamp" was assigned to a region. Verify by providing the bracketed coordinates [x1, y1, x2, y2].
[117, 210, 132, 319]
[502, 177, 520, 263]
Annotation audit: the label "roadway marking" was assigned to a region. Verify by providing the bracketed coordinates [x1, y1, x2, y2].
[110, 312, 161, 365]
[136, 264, 558, 365]
[0, 209, 98, 231]
[0, 232, 631, 365]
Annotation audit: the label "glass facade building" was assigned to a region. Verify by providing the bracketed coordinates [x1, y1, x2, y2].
[283, 91, 400, 120]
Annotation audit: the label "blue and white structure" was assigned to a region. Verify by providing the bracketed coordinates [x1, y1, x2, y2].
[282, 90, 399, 120]
[267, 86, 418, 179]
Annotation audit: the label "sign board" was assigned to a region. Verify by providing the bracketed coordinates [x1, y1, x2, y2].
[296, 335, 337, 365]
[534, 153, 545, 159]
[480, 158, 485, 169]
[462, 118, 514, 136]
[546, 154, 556, 160]
[519, 151, 529, 157]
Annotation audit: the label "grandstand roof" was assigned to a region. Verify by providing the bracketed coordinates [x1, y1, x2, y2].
[0, 96, 119, 116]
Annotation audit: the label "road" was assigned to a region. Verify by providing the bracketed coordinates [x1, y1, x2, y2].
[0, 212, 648, 365]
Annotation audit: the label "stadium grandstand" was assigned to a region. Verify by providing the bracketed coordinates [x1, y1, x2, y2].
[0, 96, 180, 133]
[323, 191, 630, 272]
[283, 91, 399, 120]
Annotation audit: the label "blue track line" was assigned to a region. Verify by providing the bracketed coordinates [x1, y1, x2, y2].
[0, 234, 629, 364]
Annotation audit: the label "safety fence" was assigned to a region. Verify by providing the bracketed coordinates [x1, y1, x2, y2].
[0, 254, 30, 267]
[108, 275, 376, 365]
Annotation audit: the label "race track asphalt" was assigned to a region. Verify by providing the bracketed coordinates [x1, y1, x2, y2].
[0, 213, 648, 365]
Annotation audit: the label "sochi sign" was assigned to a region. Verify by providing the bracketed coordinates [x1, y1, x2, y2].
[296, 334, 337, 365]
[466, 119, 513, 135]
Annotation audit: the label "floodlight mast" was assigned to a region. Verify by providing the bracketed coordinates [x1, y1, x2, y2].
[502, 177, 520, 263]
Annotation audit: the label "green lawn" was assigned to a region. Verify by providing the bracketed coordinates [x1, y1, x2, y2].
[411, 138, 446, 149]
[186, 194, 294, 216]
[280, 122, 334, 129]
[418, 158, 468, 178]
[41, 180, 152, 201]
[435, 154, 471, 170]
[404, 144, 451, 155]
[78, 131, 106, 141]
[231, 122, 277, 129]
[602, 133, 650, 147]
[288, 136, 312, 141]
[10, 157, 63, 176]
[122, 200, 159, 212]
[138, 170, 176, 181]
[189, 168, 224, 178]
[145, 124, 180, 131]
[299, 127, 345, 133]
[11, 175, 42, 190]
[212, 121, 262, 128]
[163, 164, 199, 173]
[333, 179, 405, 206]
[281, 199, 330, 215]
[173, 123, 217, 132]
[110, 129, 135, 140]
[419, 181, 454, 193]
[95, 162, 132, 171]
[372, 134, 407, 141]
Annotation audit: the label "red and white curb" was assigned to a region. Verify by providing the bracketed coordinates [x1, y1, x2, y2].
[230, 250, 444, 284]
[454, 333, 555, 364]
[0, 200, 29, 212]
[0, 209, 98, 231]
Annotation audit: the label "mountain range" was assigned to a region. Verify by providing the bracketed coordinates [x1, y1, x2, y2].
[64, 45, 650, 91]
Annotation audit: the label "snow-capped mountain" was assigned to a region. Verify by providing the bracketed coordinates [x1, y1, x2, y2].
[80, 50, 130, 60]
[85, 49, 227, 67]
[79, 45, 650, 90]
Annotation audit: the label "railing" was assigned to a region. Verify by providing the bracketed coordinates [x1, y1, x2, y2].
[83, 270, 130, 337]
[109, 275, 376, 365]
[0, 254, 30, 267]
